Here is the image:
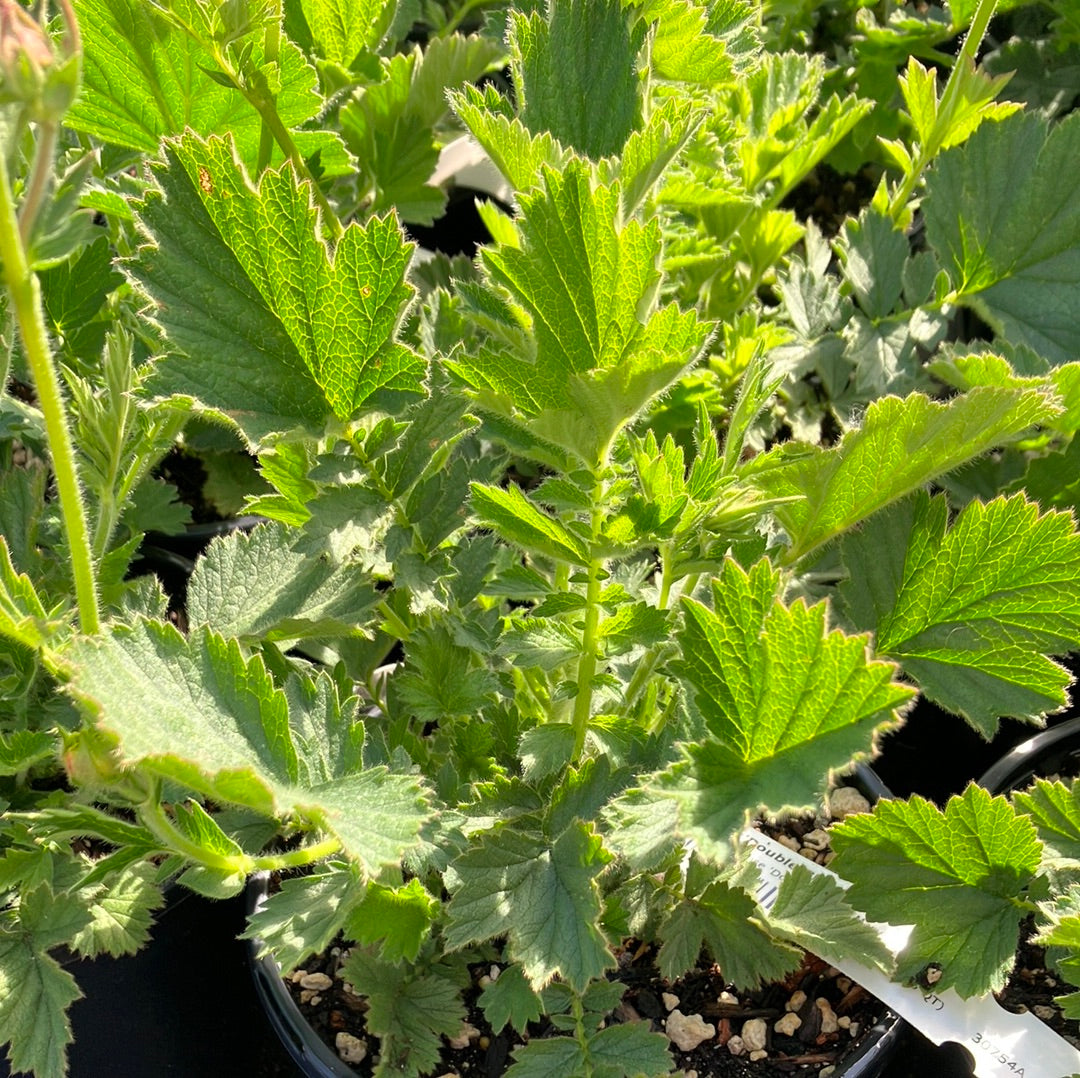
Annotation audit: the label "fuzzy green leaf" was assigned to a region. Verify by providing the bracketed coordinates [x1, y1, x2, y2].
[345, 879, 439, 963]
[0, 731, 57, 777]
[471, 483, 590, 566]
[838, 493, 1080, 736]
[1014, 779, 1080, 868]
[656, 558, 911, 858]
[342, 950, 465, 1078]
[766, 866, 893, 973]
[445, 823, 614, 991]
[658, 877, 799, 987]
[634, 0, 744, 84]
[70, 863, 165, 958]
[131, 133, 424, 444]
[925, 110, 1080, 363]
[479, 963, 544, 1035]
[830, 785, 1041, 997]
[66, 622, 429, 875]
[746, 388, 1059, 562]
[508, 1019, 672, 1078]
[187, 522, 378, 643]
[70, 0, 350, 175]
[0, 886, 88, 1078]
[244, 863, 366, 971]
[513, 0, 642, 159]
[395, 626, 500, 721]
[300, 0, 395, 63]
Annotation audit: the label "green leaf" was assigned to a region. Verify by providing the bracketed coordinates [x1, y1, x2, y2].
[187, 522, 378, 643]
[471, 483, 590, 566]
[452, 163, 709, 464]
[838, 493, 1080, 736]
[345, 879, 439, 964]
[765, 866, 893, 973]
[66, 622, 430, 875]
[445, 822, 615, 991]
[598, 602, 670, 657]
[395, 626, 499, 721]
[0, 886, 89, 1078]
[836, 208, 909, 320]
[506, 1017, 672, 1078]
[244, 863, 366, 971]
[1014, 779, 1080, 869]
[131, 133, 423, 444]
[0, 730, 57, 777]
[634, 0, 745, 84]
[0, 536, 57, 651]
[70, 0, 350, 176]
[513, 0, 642, 159]
[70, 863, 165, 958]
[479, 963, 543, 1035]
[925, 110, 1080, 363]
[830, 784, 1041, 997]
[40, 236, 123, 362]
[342, 949, 465, 1078]
[300, 0, 395, 63]
[657, 558, 911, 858]
[658, 877, 799, 988]
[745, 388, 1059, 562]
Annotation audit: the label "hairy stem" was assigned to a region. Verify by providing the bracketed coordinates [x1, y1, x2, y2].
[0, 153, 100, 633]
[571, 477, 606, 763]
[138, 798, 255, 874]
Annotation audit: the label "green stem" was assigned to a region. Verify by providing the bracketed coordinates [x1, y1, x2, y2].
[17, 119, 58, 247]
[251, 835, 341, 872]
[570, 478, 606, 763]
[256, 1, 282, 174]
[440, 0, 497, 36]
[0, 157, 99, 633]
[139, 798, 255, 874]
[887, 0, 999, 222]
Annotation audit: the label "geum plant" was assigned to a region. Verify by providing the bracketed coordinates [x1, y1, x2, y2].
[1, 1, 1080, 1077]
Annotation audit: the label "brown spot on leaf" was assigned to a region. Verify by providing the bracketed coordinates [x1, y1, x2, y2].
[198, 166, 212, 195]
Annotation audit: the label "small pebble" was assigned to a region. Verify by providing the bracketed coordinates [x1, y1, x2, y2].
[820, 1068, 836, 1078]
[448, 1022, 480, 1049]
[925, 966, 943, 986]
[335, 1032, 367, 1064]
[786, 990, 807, 1012]
[741, 1017, 768, 1052]
[299, 990, 315, 1005]
[829, 787, 871, 819]
[816, 998, 839, 1034]
[835, 977, 852, 993]
[749, 1049, 768, 1062]
[662, 992, 680, 1012]
[1034, 1005, 1057, 1020]
[837, 1016, 851, 1029]
[490, 965, 500, 981]
[726, 1035, 746, 1057]
[775, 1012, 801, 1036]
[848, 1022, 860, 1038]
[666, 1010, 715, 1052]
[802, 828, 829, 851]
[777, 834, 800, 852]
[300, 972, 334, 991]
[718, 990, 738, 1006]
[291, 970, 307, 984]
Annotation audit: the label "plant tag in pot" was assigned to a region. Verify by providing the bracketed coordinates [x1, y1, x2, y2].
[743, 830, 1080, 1078]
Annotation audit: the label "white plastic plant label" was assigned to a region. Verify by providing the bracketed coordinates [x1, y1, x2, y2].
[741, 830, 1080, 1078]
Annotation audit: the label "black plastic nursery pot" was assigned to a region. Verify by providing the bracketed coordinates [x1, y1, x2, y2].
[245, 766, 905, 1078]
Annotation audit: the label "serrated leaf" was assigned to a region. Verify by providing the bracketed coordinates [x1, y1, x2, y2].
[40, 236, 123, 362]
[345, 879, 438, 963]
[766, 865, 893, 973]
[506, 1017, 672, 1078]
[395, 626, 499, 721]
[745, 388, 1059, 562]
[513, 0, 642, 160]
[830, 784, 1041, 997]
[635, 0, 743, 84]
[0, 889, 85, 1078]
[500, 620, 582, 671]
[0, 730, 57, 776]
[925, 110, 1080, 363]
[598, 602, 670, 657]
[0, 536, 55, 651]
[131, 133, 423, 444]
[471, 483, 590, 566]
[66, 622, 430, 876]
[70, 0, 350, 176]
[445, 823, 614, 991]
[654, 558, 910, 858]
[837, 492, 1080, 736]
[342, 949, 465, 1078]
[187, 522, 378, 643]
[658, 877, 799, 987]
[1014, 779, 1080, 868]
[479, 963, 543, 1034]
[837, 208, 909, 320]
[70, 863, 165, 958]
[244, 863, 366, 971]
[300, 0, 395, 63]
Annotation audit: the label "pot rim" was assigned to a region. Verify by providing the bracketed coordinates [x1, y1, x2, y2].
[976, 715, 1080, 795]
